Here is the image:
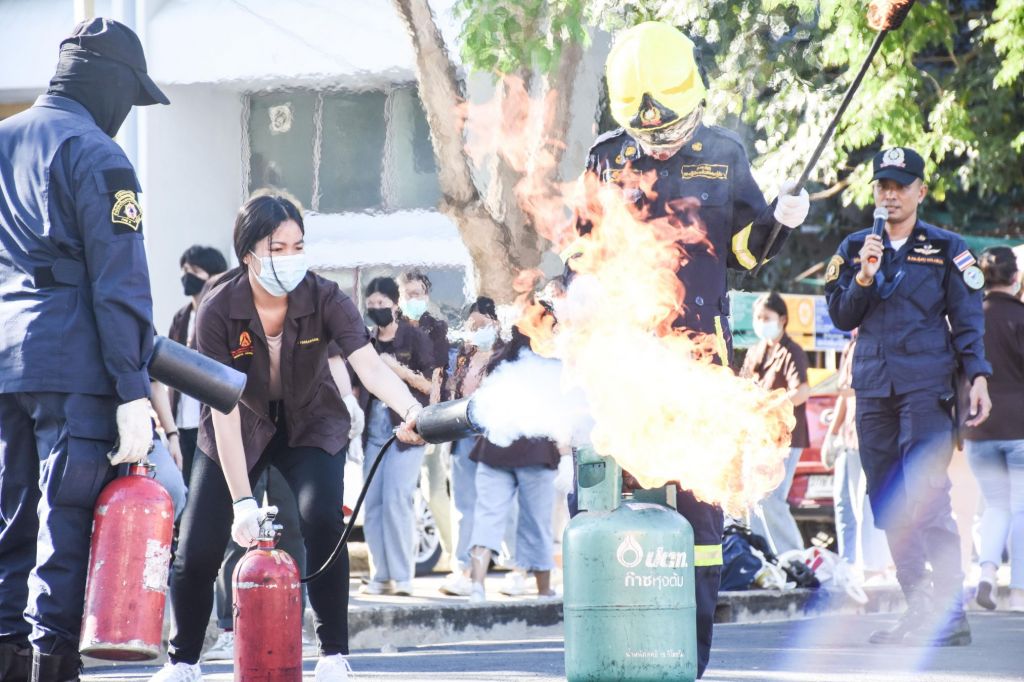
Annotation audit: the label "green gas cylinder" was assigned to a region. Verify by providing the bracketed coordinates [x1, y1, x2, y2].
[563, 447, 697, 682]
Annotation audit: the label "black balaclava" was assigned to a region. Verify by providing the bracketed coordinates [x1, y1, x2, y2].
[47, 45, 139, 137]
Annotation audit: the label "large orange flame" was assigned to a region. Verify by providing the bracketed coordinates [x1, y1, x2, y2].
[464, 77, 793, 516]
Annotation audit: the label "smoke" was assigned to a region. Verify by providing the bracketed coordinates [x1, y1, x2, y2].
[470, 351, 594, 449]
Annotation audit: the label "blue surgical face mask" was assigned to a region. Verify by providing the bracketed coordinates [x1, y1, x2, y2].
[251, 252, 307, 297]
[470, 326, 497, 351]
[753, 319, 781, 343]
[401, 298, 428, 321]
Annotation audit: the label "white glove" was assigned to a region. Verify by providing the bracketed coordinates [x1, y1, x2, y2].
[347, 437, 364, 465]
[110, 398, 153, 465]
[231, 498, 261, 547]
[774, 181, 810, 229]
[343, 394, 364, 442]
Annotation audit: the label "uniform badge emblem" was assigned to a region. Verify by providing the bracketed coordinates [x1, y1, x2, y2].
[953, 249, 977, 272]
[231, 331, 255, 360]
[881, 148, 906, 168]
[963, 265, 985, 291]
[621, 142, 641, 162]
[111, 190, 142, 231]
[691, 142, 703, 152]
[825, 254, 844, 284]
[913, 244, 941, 256]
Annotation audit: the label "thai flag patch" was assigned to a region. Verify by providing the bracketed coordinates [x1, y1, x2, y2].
[953, 250, 976, 272]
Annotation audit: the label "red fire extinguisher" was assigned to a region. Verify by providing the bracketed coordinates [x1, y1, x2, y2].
[79, 461, 174, 661]
[233, 506, 303, 682]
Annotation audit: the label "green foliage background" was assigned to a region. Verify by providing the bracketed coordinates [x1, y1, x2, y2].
[453, 1, 1024, 290]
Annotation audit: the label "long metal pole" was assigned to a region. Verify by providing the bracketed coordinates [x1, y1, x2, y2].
[752, 30, 890, 276]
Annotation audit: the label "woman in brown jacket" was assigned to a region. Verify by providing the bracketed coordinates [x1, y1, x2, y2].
[151, 195, 424, 682]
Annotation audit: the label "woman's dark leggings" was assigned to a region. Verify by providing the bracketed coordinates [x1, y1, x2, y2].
[167, 427, 348, 664]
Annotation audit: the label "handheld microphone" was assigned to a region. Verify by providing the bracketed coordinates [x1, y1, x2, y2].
[868, 207, 888, 264]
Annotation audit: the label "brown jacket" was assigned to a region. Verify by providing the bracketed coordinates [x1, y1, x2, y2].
[357, 319, 438, 452]
[195, 270, 370, 469]
[167, 301, 193, 420]
[741, 333, 810, 449]
[965, 291, 1024, 441]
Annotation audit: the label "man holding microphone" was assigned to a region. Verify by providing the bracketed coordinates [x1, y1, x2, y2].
[825, 147, 991, 647]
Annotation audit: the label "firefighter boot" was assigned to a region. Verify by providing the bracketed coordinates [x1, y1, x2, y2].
[30, 650, 81, 682]
[869, 591, 931, 645]
[905, 611, 972, 647]
[0, 640, 31, 682]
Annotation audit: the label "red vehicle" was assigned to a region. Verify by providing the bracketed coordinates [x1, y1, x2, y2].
[788, 371, 840, 547]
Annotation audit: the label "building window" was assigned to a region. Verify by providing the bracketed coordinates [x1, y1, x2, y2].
[247, 87, 440, 213]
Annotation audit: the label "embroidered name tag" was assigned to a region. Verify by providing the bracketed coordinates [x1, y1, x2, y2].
[680, 164, 729, 180]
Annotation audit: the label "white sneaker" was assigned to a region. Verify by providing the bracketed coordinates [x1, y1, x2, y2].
[439, 572, 472, 596]
[314, 653, 353, 681]
[498, 570, 528, 596]
[359, 580, 392, 595]
[201, 630, 234, 662]
[393, 580, 414, 596]
[148, 661, 204, 682]
[468, 583, 486, 603]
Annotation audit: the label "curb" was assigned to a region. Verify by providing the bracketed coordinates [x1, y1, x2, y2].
[345, 586, 906, 650]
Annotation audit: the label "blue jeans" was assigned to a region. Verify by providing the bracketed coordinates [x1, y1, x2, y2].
[833, 446, 890, 571]
[149, 437, 187, 521]
[470, 462, 556, 571]
[965, 439, 1024, 589]
[449, 437, 479, 572]
[750, 447, 805, 555]
[363, 401, 425, 583]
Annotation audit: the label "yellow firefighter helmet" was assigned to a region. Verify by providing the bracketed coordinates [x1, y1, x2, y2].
[605, 22, 706, 139]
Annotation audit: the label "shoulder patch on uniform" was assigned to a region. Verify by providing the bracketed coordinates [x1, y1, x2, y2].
[681, 164, 729, 181]
[111, 190, 142, 232]
[953, 249, 976, 272]
[825, 254, 844, 283]
[963, 265, 985, 290]
[588, 127, 628, 154]
[703, 125, 746, 151]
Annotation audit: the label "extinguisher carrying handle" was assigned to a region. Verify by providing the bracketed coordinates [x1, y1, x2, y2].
[301, 433, 397, 584]
[256, 506, 280, 542]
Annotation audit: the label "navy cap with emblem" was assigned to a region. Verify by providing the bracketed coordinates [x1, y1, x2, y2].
[872, 147, 925, 186]
[61, 18, 169, 106]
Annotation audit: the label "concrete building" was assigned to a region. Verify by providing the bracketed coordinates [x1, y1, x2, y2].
[0, 0, 608, 332]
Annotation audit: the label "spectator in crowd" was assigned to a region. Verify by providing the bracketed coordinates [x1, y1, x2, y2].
[440, 297, 503, 597]
[965, 247, 1024, 612]
[740, 292, 810, 555]
[359, 276, 439, 596]
[168, 245, 229, 487]
[399, 271, 454, 562]
[822, 334, 892, 580]
[467, 328, 561, 603]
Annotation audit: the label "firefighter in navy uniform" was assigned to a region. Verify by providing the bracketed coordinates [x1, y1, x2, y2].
[0, 19, 169, 682]
[574, 22, 810, 678]
[825, 147, 991, 647]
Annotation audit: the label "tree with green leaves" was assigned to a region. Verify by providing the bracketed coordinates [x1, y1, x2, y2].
[396, 0, 1023, 298]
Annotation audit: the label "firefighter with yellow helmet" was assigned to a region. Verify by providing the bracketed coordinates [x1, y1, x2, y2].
[573, 22, 810, 678]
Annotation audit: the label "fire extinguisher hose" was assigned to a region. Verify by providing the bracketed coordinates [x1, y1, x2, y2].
[300, 434, 397, 584]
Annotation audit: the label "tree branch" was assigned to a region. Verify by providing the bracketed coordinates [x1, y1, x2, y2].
[392, 0, 478, 206]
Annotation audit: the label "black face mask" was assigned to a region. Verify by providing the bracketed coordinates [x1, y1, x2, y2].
[181, 272, 205, 297]
[367, 308, 394, 327]
[47, 46, 139, 137]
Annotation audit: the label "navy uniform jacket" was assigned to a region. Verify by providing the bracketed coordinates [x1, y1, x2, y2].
[581, 124, 787, 342]
[824, 220, 990, 398]
[0, 95, 153, 402]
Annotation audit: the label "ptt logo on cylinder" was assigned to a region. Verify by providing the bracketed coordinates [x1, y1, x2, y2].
[616, 534, 689, 570]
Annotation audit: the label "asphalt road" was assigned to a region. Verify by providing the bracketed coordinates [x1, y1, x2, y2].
[82, 612, 1024, 681]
